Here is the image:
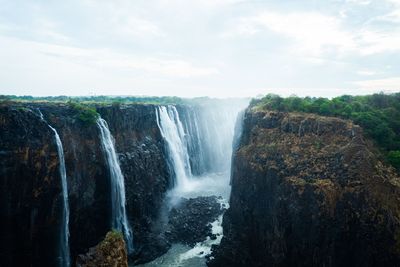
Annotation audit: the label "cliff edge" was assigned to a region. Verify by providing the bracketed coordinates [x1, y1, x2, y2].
[209, 108, 400, 267]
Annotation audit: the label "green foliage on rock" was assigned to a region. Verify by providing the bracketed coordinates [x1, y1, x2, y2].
[68, 100, 99, 125]
[388, 151, 400, 170]
[252, 92, 400, 170]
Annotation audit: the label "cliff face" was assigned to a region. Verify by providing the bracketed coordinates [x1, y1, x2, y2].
[98, 105, 172, 263]
[0, 107, 61, 266]
[210, 109, 400, 267]
[0, 103, 171, 266]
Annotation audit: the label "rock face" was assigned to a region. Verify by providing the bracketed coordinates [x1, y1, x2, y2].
[166, 196, 224, 246]
[0, 103, 172, 266]
[76, 230, 128, 267]
[0, 107, 61, 266]
[209, 109, 400, 267]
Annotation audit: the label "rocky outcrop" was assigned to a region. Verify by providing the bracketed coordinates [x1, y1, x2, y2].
[0, 103, 172, 266]
[76, 230, 128, 267]
[166, 196, 224, 246]
[209, 109, 400, 267]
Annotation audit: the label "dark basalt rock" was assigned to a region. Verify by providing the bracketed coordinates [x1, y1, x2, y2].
[166, 196, 224, 246]
[209, 109, 400, 267]
[0, 103, 172, 266]
[0, 106, 61, 266]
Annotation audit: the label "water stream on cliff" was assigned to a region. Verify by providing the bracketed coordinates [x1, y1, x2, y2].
[37, 110, 71, 267]
[143, 101, 246, 267]
[97, 117, 134, 252]
[50, 126, 71, 267]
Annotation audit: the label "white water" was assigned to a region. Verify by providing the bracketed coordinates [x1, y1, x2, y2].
[49, 125, 71, 267]
[137, 201, 228, 267]
[156, 103, 245, 201]
[97, 117, 134, 252]
[147, 101, 247, 267]
[156, 106, 193, 191]
[37, 109, 71, 267]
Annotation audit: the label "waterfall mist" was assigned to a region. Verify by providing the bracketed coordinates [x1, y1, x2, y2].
[156, 99, 248, 203]
[97, 117, 134, 252]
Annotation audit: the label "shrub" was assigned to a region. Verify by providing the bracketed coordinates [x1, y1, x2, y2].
[388, 151, 400, 170]
[68, 101, 99, 125]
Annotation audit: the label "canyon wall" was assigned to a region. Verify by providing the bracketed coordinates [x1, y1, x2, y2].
[0, 103, 172, 266]
[209, 108, 400, 267]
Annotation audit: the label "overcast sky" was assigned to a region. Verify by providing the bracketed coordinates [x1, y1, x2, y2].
[0, 0, 399, 98]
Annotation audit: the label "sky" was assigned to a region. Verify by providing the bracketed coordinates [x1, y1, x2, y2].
[0, 0, 399, 98]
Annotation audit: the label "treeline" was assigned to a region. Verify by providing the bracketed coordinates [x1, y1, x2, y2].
[0, 95, 185, 105]
[251, 93, 400, 170]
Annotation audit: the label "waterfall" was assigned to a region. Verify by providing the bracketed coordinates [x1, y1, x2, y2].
[156, 106, 193, 191]
[36, 110, 70, 267]
[49, 125, 71, 267]
[96, 117, 133, 252]
[155, 101, 248, 199]
[183, 104, 240, 175]
[144, 101, 247, 266]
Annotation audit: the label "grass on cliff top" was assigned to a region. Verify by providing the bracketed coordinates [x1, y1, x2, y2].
[68, 101, 99, 125]
[251, 93, 400, 171]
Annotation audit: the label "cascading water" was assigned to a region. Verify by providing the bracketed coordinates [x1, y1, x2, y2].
[156, 106, 193, 191]
[97, 117, 133, 252]
[50, 125, 71, 267]
[156, 102, 246, 200]
[147, 100, 248, 267]
[37, 110, 70, 267]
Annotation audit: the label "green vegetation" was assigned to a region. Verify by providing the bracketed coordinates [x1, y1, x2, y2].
[388, 151, 400, 170]
[68, 100, 99, 125]
[99, 230, 124, 250]
[0, 94, 248, 106]
[252, 93, 400, 170]
[0, 95, 185, 105]
[107, 229, 124, 240]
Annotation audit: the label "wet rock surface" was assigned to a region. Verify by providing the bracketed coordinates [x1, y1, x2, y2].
[209, 109, 400, 267]
[130, 195, 226, 265]
[166, 196, 224, 246]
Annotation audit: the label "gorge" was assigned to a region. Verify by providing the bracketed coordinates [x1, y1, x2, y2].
[1, 96, 400, 267]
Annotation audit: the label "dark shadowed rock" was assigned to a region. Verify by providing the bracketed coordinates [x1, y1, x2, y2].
[0, 102, 172, 266]
[0, 106, 61, 266]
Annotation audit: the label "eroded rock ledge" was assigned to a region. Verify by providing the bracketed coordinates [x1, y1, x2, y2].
[209, 109, 400, 267]
[77, 230, 128, 267]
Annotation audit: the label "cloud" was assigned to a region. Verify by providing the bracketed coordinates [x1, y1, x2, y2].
[222, 11, 356, 56]
[356, 70, 378, 76]
[372, 0, 400, 23]
[0, 36, 219, 78]
[346, 0, 372, 5]
[351, 77, 400, 92]
[357, 29, 400, 55]
[81, 0, 164, 39]
[223, 9, 400, 57]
